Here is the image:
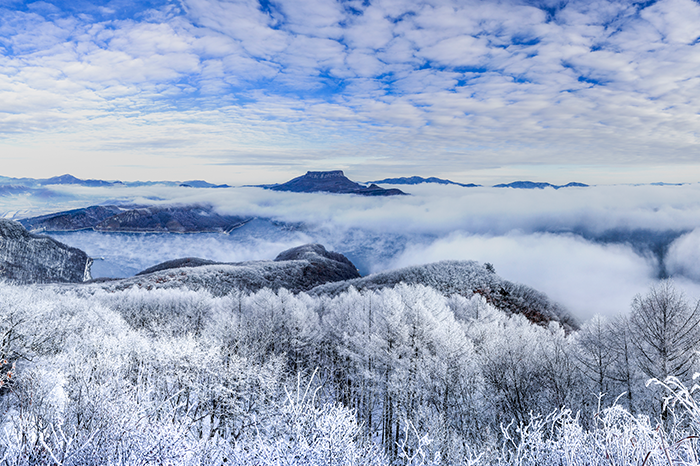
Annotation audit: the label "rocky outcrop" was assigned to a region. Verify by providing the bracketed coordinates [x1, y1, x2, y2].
[269, 171, 407, 196]
[273, 243, 360, 283]
[136, 257, 219, 275]
[0, 219, 92, 283]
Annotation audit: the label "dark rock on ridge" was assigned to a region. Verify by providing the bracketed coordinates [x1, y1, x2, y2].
[0, 219, 92, 283]
[269, 171, 407, 196]
[274, 243, 360, 283]
[137, 257, 219, 275]
[21, 205, 251, 233]
[368, 176, 480, 187]
[117, 244, 361, 295]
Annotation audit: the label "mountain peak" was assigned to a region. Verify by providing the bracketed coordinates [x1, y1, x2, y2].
[270, 170, 407, 196]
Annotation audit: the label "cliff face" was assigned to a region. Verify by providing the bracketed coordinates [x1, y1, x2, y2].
[0, 219, 92, 283]
[274, 243, 360, 284]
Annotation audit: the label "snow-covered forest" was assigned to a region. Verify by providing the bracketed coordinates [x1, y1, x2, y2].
[1, 279, 699, 465]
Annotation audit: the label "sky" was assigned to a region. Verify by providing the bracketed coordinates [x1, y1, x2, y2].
[1, 0, 700, 185]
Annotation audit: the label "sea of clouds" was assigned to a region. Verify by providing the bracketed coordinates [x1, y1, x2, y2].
[5, 182, 700, 321]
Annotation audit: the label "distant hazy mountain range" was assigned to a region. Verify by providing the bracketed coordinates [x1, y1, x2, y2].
[0, 174, 230, 188]
[367, 176, 481, 187]
[493, 181, 589, 189]
[179, 180, 231, 188]
[366, 177, 589, 189]
[0, 172, 589, 192]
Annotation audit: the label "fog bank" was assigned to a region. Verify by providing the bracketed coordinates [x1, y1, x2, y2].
[5, 181, 700, 320]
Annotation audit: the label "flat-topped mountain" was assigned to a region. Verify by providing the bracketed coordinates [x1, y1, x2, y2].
[0, 219, 92, 283]
[493, 181, 588, 189]
[269, 171, 407, 196]
[368, 176, 480, 187]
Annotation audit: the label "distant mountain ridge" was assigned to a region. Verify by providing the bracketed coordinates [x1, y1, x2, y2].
[20, 205, 251, 233]
[0, 174, 120, 188]
[179, 180, 231, 188]
[0, 174, 230, 189]
[268, 171, 408, 196]
[368, 176, 480, 187]
[493, 181, 589, 189]
[11, 174, 697, 191]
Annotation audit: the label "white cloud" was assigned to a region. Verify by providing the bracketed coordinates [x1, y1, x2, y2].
[641, 0, 700, 44]
[4, 181, 700, 320]
[386, 232, 657, 320]
[272, 0, 344, 38]
[665, 229, 700, 282]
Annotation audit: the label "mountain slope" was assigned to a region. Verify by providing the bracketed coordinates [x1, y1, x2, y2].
[20, 205, 125, 232]
[101, 243, 361, 295]
[0, 219, 92, 283]
[310, 260, 577, 330]
[105, 243, 574, 330]
[20, 205, 251, 233]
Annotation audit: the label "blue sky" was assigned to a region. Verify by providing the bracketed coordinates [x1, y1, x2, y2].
[1, 0, 700, 184]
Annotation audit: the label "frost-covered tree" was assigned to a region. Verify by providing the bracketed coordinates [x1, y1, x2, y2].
[628, 281, 700, 382]
[573, 314, 624, 416]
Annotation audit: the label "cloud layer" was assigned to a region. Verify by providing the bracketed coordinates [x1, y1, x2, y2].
[2, 0, 700, 183]
[7, 181, 700, 320]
